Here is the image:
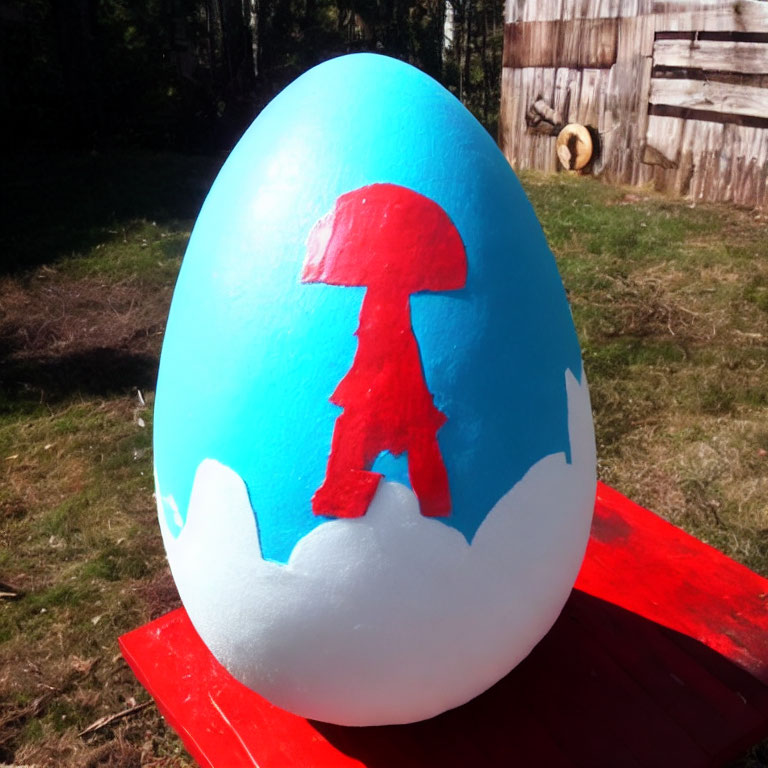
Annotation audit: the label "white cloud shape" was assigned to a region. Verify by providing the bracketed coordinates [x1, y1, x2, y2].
[159, 368, 596, 726]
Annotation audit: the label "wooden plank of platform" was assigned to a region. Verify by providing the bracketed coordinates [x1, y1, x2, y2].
[120, 482, 768, 768]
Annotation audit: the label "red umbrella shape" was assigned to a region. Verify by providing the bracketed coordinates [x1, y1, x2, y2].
[302, 183, 467, 519]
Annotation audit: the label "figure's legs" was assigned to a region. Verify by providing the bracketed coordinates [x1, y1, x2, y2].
[312, 411, 382, 518]
[407, 429, 451, 517]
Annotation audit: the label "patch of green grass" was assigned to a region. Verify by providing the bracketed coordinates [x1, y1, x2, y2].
[97, 418, 153, 476]
[0, 156, 202, 766]
[46, 698, 85, 734]
[3, 582, 100, 644]
[83, 544, 150, 582]
[744, 277, 768, 312]
[26, 583, 96, 611]
[39, 494, 91, 539]
[21, 716, 44, 744]
[522, 173, 720, 269]
[584, 339, 687, 374]
[58, 220, 190, 286]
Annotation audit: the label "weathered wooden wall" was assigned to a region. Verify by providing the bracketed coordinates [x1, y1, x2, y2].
[500, 0, 768, 208]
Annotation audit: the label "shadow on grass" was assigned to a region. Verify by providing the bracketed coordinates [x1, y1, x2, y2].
[0, 150, 207, 405]
[0, 151, 222, 275]
[0, 347, 158, 413]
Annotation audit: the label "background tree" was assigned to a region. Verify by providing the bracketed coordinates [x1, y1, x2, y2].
[0, 0, 504, 153]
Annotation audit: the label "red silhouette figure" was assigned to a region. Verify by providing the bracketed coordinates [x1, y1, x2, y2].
[301, 183, 467, 519]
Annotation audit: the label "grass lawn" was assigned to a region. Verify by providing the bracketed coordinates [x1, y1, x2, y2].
[1, 153, 766, 766]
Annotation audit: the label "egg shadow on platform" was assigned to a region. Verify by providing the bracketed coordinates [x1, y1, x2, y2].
[310, 590, 768, 768]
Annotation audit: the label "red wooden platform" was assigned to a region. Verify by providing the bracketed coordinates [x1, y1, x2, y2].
[120, 482, 768, 767]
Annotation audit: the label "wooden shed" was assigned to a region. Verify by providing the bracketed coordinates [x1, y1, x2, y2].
[499, 0, 768, 208]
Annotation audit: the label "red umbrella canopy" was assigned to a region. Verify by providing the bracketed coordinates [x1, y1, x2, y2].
[302, 183, 466, 293]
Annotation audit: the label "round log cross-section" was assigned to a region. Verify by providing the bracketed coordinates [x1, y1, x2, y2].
[556, 124, 594, 171]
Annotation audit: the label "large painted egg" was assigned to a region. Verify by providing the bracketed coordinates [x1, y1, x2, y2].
[154, 53, 596, 726]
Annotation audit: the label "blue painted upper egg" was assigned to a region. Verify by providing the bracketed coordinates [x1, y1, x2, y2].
[154, 53, 583, 564]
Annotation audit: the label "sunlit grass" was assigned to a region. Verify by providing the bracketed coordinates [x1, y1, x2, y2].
[522, 171, 768, 576]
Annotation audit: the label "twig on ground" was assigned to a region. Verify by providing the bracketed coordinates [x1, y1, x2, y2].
[78, 700, 152, 737]
[0, 690, 57, 748]
[0, 657, 100, 748]
[0, 582, 23, 600]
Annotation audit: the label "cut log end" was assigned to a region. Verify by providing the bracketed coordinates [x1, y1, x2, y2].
[556, 123, 594, 171]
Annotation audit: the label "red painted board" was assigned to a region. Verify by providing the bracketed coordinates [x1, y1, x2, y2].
[577, 483, 768, 686]
[120, 482, 768, 768]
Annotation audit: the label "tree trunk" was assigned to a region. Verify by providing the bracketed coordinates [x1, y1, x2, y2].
[456, 1, 464, 100]
[51, 0, 102, 140]
[463, 0, 471, 104]
[481, 0, 488, 124]
[305, 0, 316, 28]
[237, 0, 257, 89]
[206, 0, 216, 81]
[216, 0, 233, 87]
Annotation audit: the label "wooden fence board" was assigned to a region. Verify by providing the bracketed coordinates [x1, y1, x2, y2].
[685, 119, 727, 200]
[559, 66, 584, 124]
[644, 115, 768, 207]
[499, 67, 516, 162]
[598, 13, 655, 182]
[503, 19, 619, 68]
[503, 21, 551, 67]
[505, 0, 652, 21]
[650, 77, 768, 119]
[529, 67, 559, 171]
[653, 1, 768, 33]
[716, 123, 768, 206]
[653, 39, 768, 75]
[644, 113, 686, 169]
[576, 68, 606, 127]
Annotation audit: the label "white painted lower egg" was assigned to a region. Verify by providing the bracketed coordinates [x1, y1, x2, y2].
[158, 369, 596, 726]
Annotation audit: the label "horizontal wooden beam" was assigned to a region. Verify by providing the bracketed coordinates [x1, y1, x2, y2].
[503, 18, 618, 69]
[656, 30, 768, 43]
[506, 0, 649, 24]
[505, 0, 768, 26]
[652, 67, 768, 90]
[650, 77, 768, 119]
[653, 38, 768, 74]
[648, 103, 768, 130]
[653, 1, 768, 33]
